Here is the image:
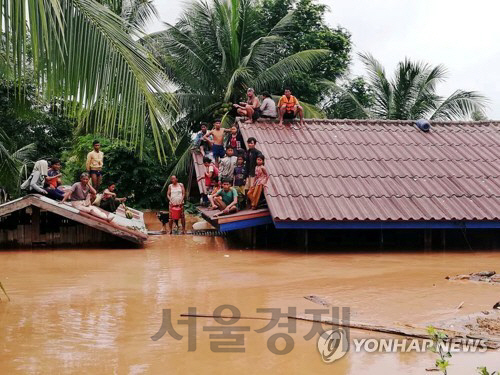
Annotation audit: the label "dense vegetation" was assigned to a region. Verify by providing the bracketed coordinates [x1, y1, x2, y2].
[0, 0, 490, 208]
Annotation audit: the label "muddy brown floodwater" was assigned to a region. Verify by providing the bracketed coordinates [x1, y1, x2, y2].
[1, 214, 499, 374]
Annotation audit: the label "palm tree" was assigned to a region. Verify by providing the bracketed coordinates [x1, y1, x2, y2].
[332, 53, 487, 121]
[0, 130, 36, 201]
[101, 0, 159, 31]
[146, 0, 328, 126]
[0, 1, 177, 158]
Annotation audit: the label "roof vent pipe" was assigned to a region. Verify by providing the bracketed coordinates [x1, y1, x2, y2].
[415, 119, 431, 132]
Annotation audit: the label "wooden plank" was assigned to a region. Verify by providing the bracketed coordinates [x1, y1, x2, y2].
[0, 196, 33, 217]
[31, 206, 41, 244]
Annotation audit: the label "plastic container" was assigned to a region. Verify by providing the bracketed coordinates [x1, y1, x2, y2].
[171, 206, 182, 220]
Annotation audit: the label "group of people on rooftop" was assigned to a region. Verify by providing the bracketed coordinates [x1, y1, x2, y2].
[21, 141, 126, 223]
[20, 88, 304, 234]
[163, 88, 308, 230]
[231, 88, 305, 125]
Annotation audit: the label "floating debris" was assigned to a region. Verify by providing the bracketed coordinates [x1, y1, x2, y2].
[445, 271, 500, 283]
[304, 295, 332, 307]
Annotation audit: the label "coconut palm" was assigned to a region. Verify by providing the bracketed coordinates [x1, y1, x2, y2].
[332, 53, 487, 121]
[0, 130, 36, 200]
[101, 0, 159, 31]
[146, 0, 328, 127]
[0, 0, 177, 158]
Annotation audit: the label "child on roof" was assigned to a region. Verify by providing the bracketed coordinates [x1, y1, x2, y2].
[233, 155, 246, 209]
[247, 154, 269, 210]
[218, 146, 238, 186]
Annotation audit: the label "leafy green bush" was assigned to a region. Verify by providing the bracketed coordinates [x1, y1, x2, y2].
[61, 135, 171, 209]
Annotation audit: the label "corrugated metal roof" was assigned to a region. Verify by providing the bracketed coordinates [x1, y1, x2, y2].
[239, 119, 500, 222]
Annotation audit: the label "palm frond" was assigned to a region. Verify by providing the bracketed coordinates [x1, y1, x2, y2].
[358, 52, 392, 118]
[430, 90, 489, 121]
[1, 0, 177, 158]
[253, 49, 330, 91]
[322, 79, 373, 119]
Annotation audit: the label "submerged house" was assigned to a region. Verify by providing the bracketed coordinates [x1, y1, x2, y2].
[0, 195, 148, 247]
[193, 119, 500, 248]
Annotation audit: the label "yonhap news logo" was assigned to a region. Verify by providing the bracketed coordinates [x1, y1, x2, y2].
[317, 335, 488, 364]
[317, 328, 349, 363]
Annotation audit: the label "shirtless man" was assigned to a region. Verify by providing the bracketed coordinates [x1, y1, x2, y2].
[203, 119, 229, 164]
[233, 88, 260, 123]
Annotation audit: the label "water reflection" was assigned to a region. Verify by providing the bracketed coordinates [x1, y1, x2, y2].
[1, 217, 499, 373]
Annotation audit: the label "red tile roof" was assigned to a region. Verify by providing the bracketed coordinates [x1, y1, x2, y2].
[239, 119, 500, 222]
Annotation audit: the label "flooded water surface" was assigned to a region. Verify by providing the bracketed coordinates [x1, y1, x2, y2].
[1, 218, 500, 374]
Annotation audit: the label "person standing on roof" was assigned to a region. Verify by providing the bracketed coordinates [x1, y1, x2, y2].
[197, 156, 219, 204]
[244, 137, 262, 195]
[260, 92, 277, 120]
[247, 154, 269, 209]
[278, 88, 305, 126]
[86, 140, 104, 191]
[233, 88, 261, 123]
[203, 119, 229, 165]
[225, 125, 245, 157]
[193, 122, 212, 157]
[218, 146, 238, 186]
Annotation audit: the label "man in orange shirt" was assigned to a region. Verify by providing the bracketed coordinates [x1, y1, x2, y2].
[277, 88, 305, 126]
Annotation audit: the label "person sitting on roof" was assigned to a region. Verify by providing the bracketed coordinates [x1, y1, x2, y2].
[260, 91, 277, 120]
[45, 159, 65, 200]
[197, 156, 219, 204]
[60, 172, 114, 222]
[99, 182, 127, 213]
[278, 88, 304, 126]
[233, 88, 261, 124]
[209, 179, 239, 217]
[20, 160, 49, 196]
[225, 125, 245, 156]
[166, 175, 186, 234]
[218, 146, 238, 187]
[193, 122, 212, 157]
[247, 154, 269, 210]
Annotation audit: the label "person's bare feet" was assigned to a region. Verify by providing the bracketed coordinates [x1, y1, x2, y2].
[278, 122, 283, 126]
[209, 205, 218, 210]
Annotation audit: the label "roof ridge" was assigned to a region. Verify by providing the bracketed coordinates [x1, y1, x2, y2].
[265, 193, 500, 199]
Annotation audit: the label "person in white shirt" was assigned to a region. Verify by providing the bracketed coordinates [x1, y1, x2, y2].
[260, 92, 277, 119]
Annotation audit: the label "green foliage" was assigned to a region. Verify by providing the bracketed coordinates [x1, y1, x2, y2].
[146, 0, 329, 131]
[0, 83, 75, 159]
[0, 0, 177, 158]
[61, 135, 171, 209]
[477, 367, 499, 375]
[427, 326, 451, 375]
[0, 129, 36, 197]
[325, 77, 374, 119]
[256, 0, 352, 104]
[337, 53, 488, 121]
